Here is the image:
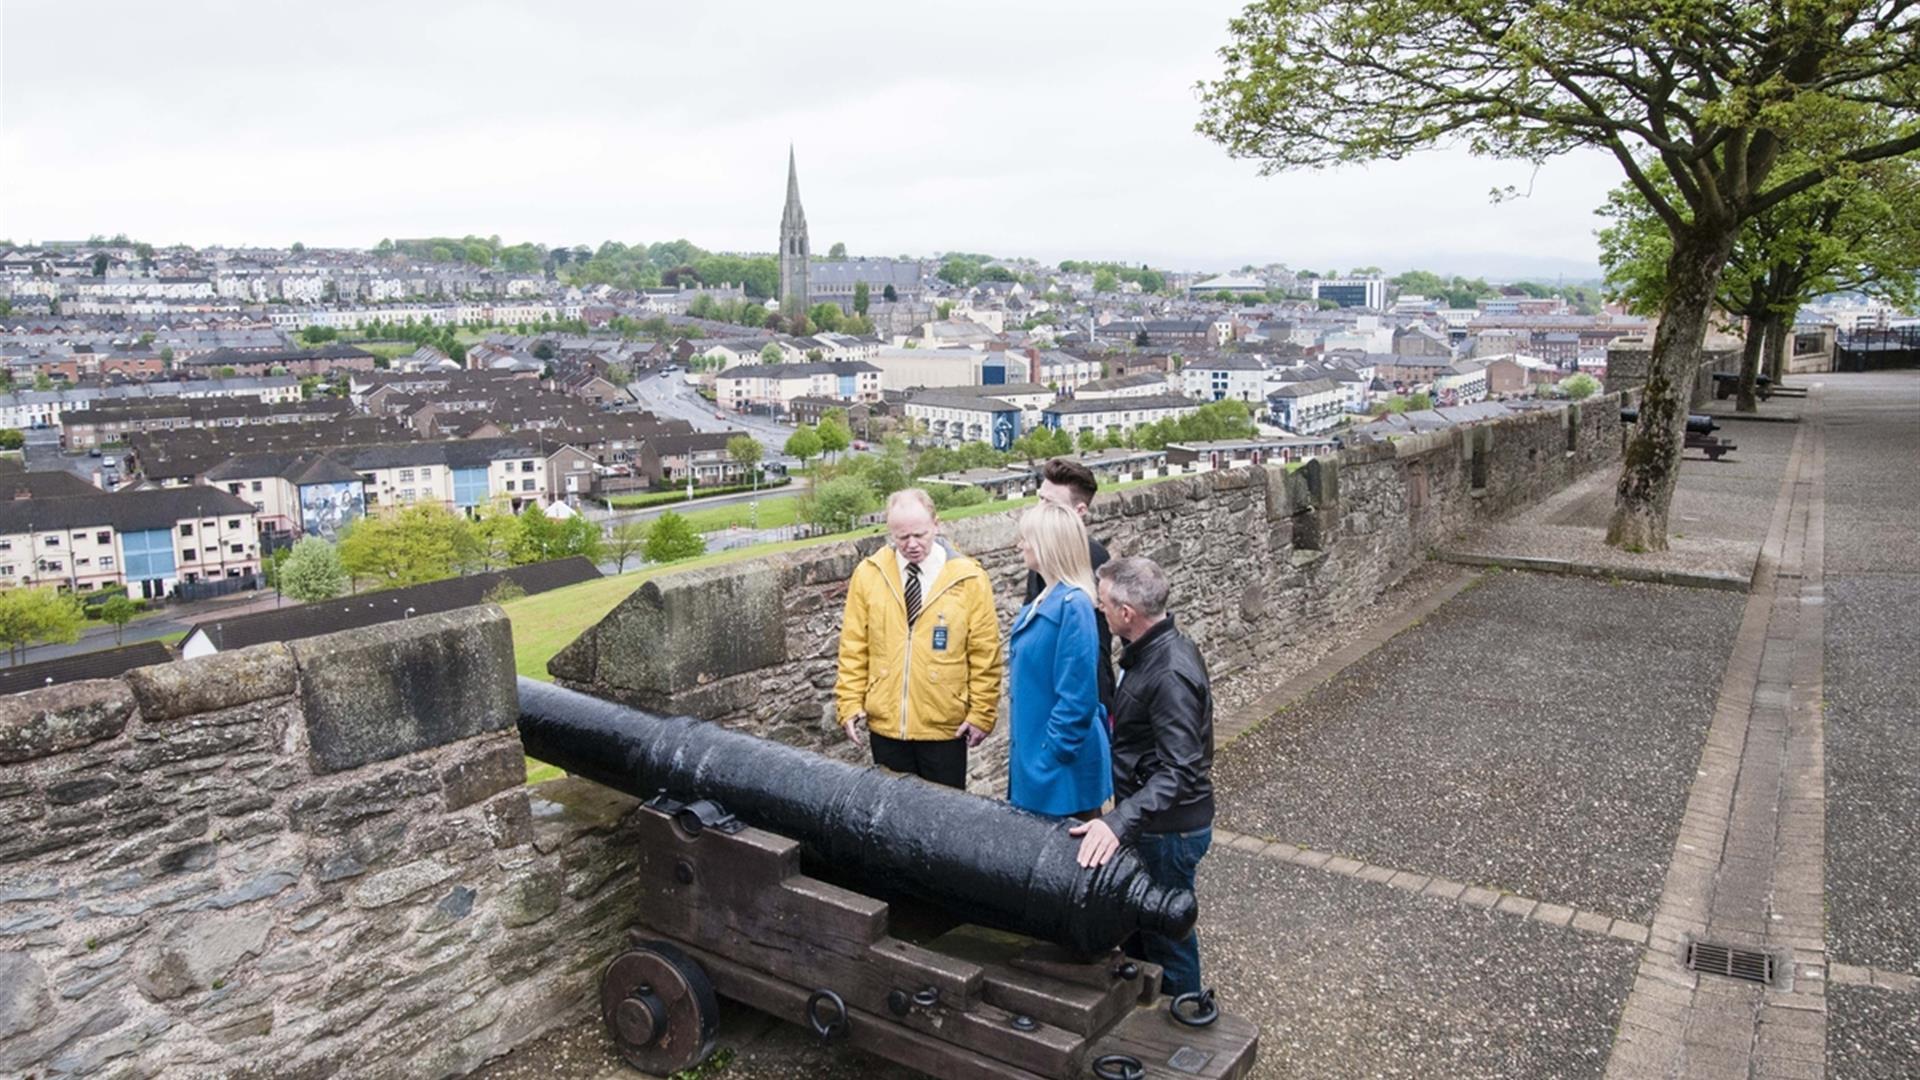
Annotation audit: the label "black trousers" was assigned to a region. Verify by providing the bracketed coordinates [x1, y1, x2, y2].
[869, 732, 967, 789]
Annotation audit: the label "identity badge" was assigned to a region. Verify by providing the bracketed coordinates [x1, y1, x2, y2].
[932, 615, 949, 651]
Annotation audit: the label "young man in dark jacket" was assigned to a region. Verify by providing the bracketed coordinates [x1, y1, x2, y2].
[1025, 457, 1115, 713]
[1070, 555, 1215, 996]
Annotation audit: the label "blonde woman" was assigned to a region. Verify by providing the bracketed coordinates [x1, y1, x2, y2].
[1006, 500, 1112, 817]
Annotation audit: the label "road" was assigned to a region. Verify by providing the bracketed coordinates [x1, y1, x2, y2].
[627, 372, 798, 448]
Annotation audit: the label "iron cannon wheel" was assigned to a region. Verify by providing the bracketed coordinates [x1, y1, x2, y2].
[600, 941, 720, 1073]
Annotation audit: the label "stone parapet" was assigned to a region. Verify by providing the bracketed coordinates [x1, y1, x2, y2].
[0, 604, 639, 1079]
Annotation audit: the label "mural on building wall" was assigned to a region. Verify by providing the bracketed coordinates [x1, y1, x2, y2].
[299, 481, 365, 539]
[991, 411, 1017, 451]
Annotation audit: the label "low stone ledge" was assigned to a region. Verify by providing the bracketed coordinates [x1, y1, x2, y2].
[291, 605, 517, 775]
[124, 644, 296, 723]
[0, 679, 136, 765]
[547, 562, 786, 706]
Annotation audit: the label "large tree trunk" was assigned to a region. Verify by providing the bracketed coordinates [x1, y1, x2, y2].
[1736, 313, 1766, 413]
[1764, 309, 1792, 384]
[1607, 227, 1736, 552]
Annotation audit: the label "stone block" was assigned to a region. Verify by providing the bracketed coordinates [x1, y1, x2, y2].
[349, 859, 456, 909]
[292, 605, 517, 775]
[498, 867, 562, 928]
[0, 679, 135, 764]
[132, 911, 272, 1002]
[441, 739, 525, 812]
[0, 950, 52, 1039]
[124, 644, 296, 723]
[547, 561, 788, 709]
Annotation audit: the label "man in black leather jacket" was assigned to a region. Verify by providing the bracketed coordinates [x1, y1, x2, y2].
[1070, 555, 1215, 995]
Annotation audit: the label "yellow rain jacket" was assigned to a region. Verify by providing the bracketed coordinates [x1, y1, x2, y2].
[834, 543, 1004, 741]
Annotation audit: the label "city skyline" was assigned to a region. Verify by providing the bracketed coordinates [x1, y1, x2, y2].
[1, 1, 1618, 279]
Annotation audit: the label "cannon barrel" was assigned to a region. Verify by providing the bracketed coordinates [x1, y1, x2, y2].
[1618, 407, 1719, 435]
[517, 678, 1196, 956]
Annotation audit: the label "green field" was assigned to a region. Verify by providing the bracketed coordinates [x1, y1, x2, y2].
[354, 341, 418, 361]
[677, 494, 804, 533]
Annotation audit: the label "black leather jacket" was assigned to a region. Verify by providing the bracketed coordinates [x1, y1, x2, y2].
[1103, 614, 1215, 845]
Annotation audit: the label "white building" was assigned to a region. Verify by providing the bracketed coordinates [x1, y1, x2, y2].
[1040, 393, 1201, 437]
[1267, 379, 1347, 435]
[715, 361, 883, 412]
[1181, 355, 1268, 403]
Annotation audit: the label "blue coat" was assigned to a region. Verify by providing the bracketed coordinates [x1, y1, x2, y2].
[1007, 583, 1112, 815]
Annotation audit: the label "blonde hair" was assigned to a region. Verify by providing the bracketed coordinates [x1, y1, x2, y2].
[1020, 500, 1096, 599]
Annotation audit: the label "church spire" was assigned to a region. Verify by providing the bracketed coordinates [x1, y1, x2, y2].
[778, 146, 810, 314]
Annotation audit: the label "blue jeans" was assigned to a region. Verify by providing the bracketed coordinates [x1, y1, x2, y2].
[1130, 825, 1211, 997]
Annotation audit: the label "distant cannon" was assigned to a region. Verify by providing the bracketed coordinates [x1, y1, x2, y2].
[1618, 407, 1736, 461]
[518, 678, 1257, 1078]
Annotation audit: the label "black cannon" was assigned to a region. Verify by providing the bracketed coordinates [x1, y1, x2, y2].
[1618, 407, 1736, 460]
[518, 678, 1258, 1079]
[519, 678, 1194, 955]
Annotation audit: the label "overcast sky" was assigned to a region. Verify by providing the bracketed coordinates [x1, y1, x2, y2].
[1, 1, 1619, 279]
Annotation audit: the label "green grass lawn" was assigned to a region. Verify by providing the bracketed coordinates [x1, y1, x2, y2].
[354, 341, 418, 361]
[677, 494, 803, 533]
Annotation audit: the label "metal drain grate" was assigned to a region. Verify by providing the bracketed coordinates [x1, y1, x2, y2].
[1686, 941, 1774, 984]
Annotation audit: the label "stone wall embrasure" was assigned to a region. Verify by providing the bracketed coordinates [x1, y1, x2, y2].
[0, 393, 1628, 1079]
[550, 393, 1632, 789]
[0, 606, 647, 1079]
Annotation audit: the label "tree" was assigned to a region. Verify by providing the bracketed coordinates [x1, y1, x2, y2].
[1559, 373, 1602, 401]
[760, 342, 785, 364]
[816, 416, 852, 460]
[883, 284, 898, 302]
[514, 505, 561, 563]
[90, 253, 109, 277]
[337, 504, 477, 588]
[1133, 330, 1150, 348]
[810, 303, 845, 333]
[644, 511, 706, 563]
[290, 241, 305, 254]
[93, 593, 137, 644]
[1092, 268, 1119, 293]
[807, 475, 878, 534]
[299, 326, 338, 345]
[0, 429, 23, 451]
[1197, 0, 1920, 551]
[471, 502, 526, 571]
[532, 341, 555, 361]
[1600, 152, 1920, 411]
[279, 536, 348, 602]
[556, 515, 604, 563]
[727, 434, 764, 475]
[785, 425, 823, 465]
[853, 281, 871, 316]
[603, 520, 648, 572]
[0, 588, 85, 665]
[828, 242, 848, 259]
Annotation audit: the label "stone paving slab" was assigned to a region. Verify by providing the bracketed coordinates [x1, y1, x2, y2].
[1826, 984, 1920, 1080]
[1438, 408, 1798, 590]
[1213, 571, 1744, 923]
[1199, 845, 1640, 1079]
[1823, 575, 1920, 977]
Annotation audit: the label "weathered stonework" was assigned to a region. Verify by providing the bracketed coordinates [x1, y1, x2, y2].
[0, 606, 647, 1079]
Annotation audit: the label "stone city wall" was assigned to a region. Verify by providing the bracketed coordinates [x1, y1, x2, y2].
[0, 606, 647, 1079]
[551, 392, 1631, 789]
[0, 393, 1628, 1078]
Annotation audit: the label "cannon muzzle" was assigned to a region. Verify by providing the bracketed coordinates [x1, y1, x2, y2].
[517, 678, 1196, 955]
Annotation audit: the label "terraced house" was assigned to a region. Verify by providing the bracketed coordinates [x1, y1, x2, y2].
[0, 487, 261, 600]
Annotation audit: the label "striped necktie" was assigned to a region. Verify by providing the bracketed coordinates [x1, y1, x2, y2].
[904, 562, 922, 625]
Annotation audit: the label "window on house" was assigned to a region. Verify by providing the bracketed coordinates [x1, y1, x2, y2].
[229, 544, 243, 554]
[95, 531, 110, 544]
[43, 536, 59, 547]
[399, 469, 414, 482]
[0, 566, 13, 577]
[521, 461, 535, 472]
[100, 557, 114, 570]
[226, 519, 239, 530]
[251, 480, 263, 493]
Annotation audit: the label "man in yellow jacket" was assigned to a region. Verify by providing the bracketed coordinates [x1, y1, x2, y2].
[836, 487, 1004, 788]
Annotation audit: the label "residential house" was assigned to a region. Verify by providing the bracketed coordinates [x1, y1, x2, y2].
[715, 361, 883, 413]
[1180, 355, 1268, 403]
[1266, 380, 1346, 435]
[1040, 393, 1201, 437]
[0, 486, 261, 599]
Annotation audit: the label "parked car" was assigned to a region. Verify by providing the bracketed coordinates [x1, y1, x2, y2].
[715, 410, 728, 420]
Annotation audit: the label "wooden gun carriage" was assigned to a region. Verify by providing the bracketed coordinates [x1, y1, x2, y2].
[519, 679, 1259, 1080]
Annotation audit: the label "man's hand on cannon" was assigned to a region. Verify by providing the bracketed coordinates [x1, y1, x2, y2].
[959, 722, 989, 749]
[843, 711, 869, 748]
[1069, 818, 1121, 868]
